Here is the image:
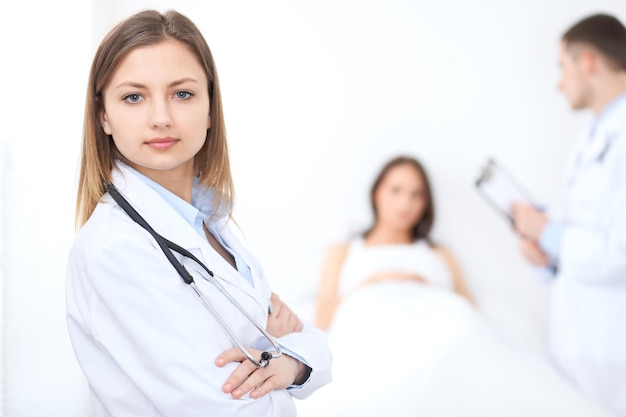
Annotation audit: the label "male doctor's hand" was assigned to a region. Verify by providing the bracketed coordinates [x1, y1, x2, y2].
[518, 237, 551, 267]
[511, 202, 549, 241]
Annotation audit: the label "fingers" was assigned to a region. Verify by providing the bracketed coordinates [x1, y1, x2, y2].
[236, 355, 302, 399]
[510, 202, 527, 234]
[216, 348, 266, 398]
[519, 238, 550, 267]
[287, 312, 303, 333]
[267, 308, 302, 337]
[266, 293, 303, 337]
[216, 349, 300, 399]
[511, 204, 549, 240]
[270, 292, 281, 307]
[231, 369, 281, 399]
[510, 201, 522, 218]
[215, 347, 245, 368]
[270, 292, 284, 317]
[247, 375, 282, 399]
[511, 202, 534, 232]
[223, 360, 261, 398]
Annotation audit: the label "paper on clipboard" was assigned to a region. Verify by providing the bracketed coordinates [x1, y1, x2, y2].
[475, 159, 537, 222]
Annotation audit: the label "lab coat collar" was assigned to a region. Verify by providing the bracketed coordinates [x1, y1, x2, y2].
[579, 93, 626, 166]
[107, 164, 263, 303]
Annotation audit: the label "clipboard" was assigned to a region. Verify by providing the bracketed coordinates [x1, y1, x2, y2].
[475, 158, 537, 223]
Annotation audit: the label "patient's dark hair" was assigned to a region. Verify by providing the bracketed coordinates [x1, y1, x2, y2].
[364, 155, 435, 243]
[562, 13, 626, 71]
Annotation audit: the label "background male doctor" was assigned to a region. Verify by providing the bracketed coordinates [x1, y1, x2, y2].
[511, 13, 626, 416]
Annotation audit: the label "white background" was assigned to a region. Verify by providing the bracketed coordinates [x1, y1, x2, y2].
[2, 0, 625, 415]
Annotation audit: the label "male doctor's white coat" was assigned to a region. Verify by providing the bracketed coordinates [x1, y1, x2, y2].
[546, 95, 626, 415]
[66, 165, 332, 417]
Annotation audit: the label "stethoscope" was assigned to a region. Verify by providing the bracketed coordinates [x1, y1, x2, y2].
[105, 183, 282, 368]
[565, 132, 616, 187]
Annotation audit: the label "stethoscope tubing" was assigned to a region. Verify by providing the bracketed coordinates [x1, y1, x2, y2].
[105, 182, 282, 368]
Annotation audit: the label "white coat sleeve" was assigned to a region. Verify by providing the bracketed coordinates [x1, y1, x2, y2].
[279, 321, 334, 399]
[66, 217, 297, 417]
[559, 137, 626, 285]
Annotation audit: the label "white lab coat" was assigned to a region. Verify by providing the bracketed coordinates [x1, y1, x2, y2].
[66, 165, 332, 417]
[547, 96, 626, 415]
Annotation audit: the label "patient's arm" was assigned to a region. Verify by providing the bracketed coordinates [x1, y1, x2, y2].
[314, 243, 349, 331]
[433, 246, 476, 306]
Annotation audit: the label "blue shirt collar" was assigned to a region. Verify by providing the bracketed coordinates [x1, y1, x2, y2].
[119, 163, 253, 286]
[124, 165, 222, 232]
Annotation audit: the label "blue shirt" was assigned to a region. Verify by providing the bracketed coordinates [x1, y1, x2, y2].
[129, 167, 254, 286]
[539, 221, 564, 261]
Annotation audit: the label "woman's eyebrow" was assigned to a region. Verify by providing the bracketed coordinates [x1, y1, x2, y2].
[115, 77, 199, 89]
[167, 77, 199, 88]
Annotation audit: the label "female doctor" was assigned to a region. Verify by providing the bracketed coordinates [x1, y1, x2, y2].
[66, 9, 331, 417]
[511, 14, 626, 416]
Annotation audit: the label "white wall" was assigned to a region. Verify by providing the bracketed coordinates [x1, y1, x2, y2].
[2, 0, 625, 415]
[1, 1, 94, 416]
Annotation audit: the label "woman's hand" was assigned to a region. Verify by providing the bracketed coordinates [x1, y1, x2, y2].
[266, 292, 303, 338]
[360, 270, 427, 287]
[216, 348, 310, 399]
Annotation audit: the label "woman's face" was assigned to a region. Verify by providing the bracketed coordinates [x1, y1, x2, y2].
[100, 39, 210, 182]
[374, 163, 428, 231]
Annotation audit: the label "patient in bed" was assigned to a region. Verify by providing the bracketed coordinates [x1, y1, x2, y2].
[295, 155, 615, 417]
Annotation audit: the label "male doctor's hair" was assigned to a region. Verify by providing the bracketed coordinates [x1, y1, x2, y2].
[76, 9, 233, 228]
[365, 155, 435, 243]
[562, 13, 626, 71]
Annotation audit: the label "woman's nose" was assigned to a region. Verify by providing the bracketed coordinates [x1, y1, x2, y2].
[149, 99, 173, 129]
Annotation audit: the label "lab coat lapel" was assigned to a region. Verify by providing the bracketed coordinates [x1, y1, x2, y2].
[194, 228, 262, 304]
[217, 224, 267, 292]
[110, 166, 203, 248]
[110, 165, 260, 301]
[580, 97, 626, 167]
[581, 127, 613, 167]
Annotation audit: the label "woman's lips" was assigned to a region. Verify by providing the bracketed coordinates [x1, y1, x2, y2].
[145, 137, 178, 150]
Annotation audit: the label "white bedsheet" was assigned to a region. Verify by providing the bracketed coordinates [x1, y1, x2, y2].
[295, 282, 615, 417]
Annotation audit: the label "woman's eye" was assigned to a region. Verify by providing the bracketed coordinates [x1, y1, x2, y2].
[175, 91, 193, 99]
[123, 93, 143, 103]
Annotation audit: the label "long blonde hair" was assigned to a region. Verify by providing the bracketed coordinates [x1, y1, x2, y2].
[75, 9, 233, 228]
